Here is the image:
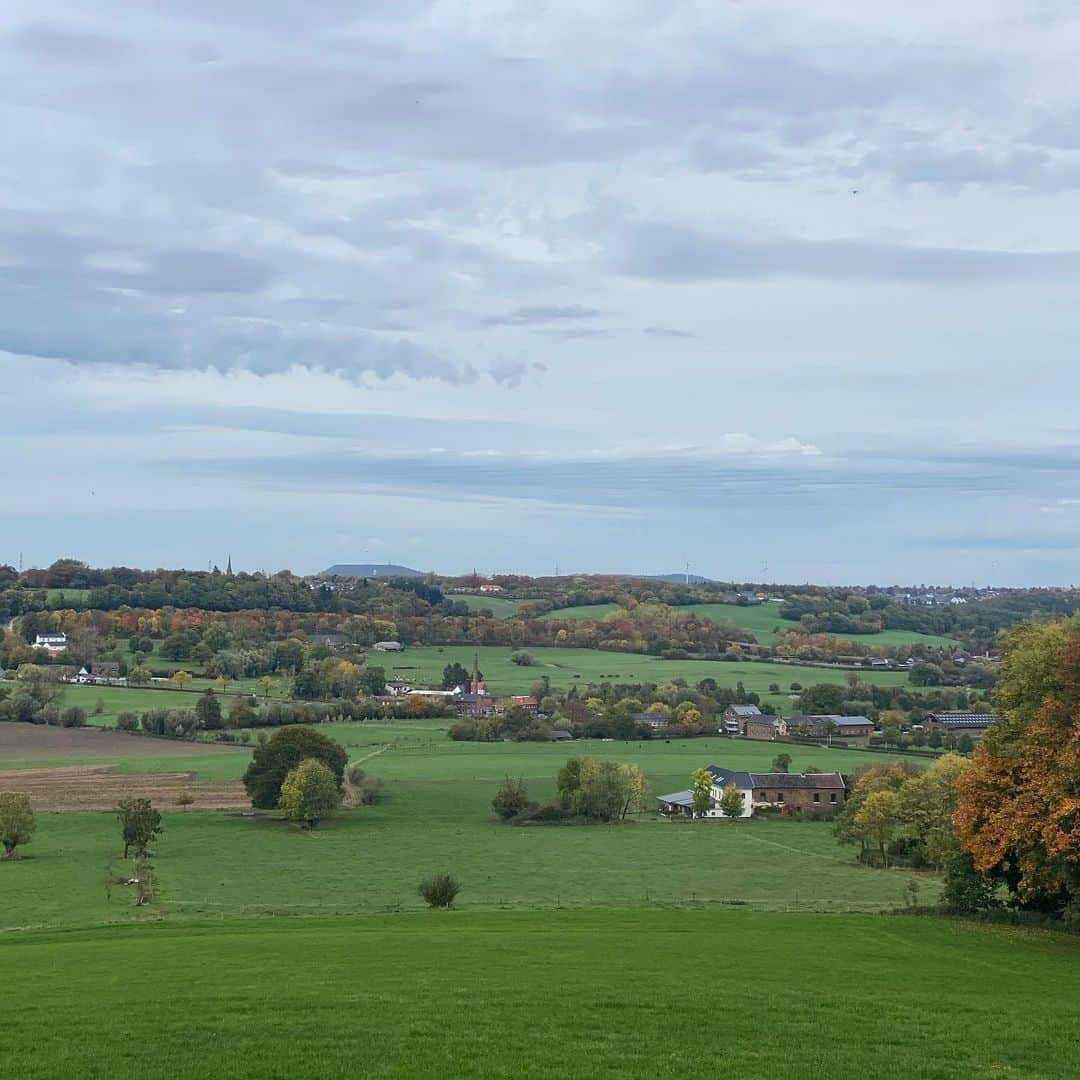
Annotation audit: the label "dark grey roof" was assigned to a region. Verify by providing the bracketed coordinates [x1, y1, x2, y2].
[550, 729, 574, 740]
[728, 704, 762, 717]
[707, 766, 754, 788]
[926, 711, 1000, 728]
[749, 772, 846, 789]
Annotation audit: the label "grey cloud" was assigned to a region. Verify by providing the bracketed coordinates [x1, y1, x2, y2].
[642, 326, 695, 339]
[485, 305, 604, 326]
[617, 223, 1080, 283]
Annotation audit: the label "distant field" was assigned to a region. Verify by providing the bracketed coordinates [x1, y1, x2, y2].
[382, 644, 924, 708]
[43, 588, 91, 608]
[542, 603, 621, 621]
[681, 602, 959, 649]
[450, 593, 522, 619]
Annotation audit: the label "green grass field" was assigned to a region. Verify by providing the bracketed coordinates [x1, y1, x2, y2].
[452, 593, 522, 619]
[43, 587, 92, 607]
[381, 644, 926, 709]
[680, 602, 959, 649]
[2, 910, 1076, 1079]
[542, 602, 622, 621]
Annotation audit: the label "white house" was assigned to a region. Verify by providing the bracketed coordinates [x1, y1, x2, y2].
[479, 583, 503, 593]
[372, 641, 404, 652]
[34, 633, 67, 654]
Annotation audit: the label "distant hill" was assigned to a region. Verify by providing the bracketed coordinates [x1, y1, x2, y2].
[322, 564, 423, 578]
[643, 573, 716, 585]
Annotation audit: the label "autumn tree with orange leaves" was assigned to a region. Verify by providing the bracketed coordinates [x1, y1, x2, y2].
[953, 619, 1080, 915]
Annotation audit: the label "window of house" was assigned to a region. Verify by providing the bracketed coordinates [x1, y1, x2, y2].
[813, 793, 820, 803]
[756, 790, 765, 800]
[830, 793, 837, 803]
[776, 792, 784, 802]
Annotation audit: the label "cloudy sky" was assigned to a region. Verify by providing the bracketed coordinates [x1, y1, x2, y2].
[4, 1, 1080, 584]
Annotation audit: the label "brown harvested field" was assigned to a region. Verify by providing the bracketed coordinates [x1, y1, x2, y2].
[0, 722, 248, 762]
[0, 765, 249, 812]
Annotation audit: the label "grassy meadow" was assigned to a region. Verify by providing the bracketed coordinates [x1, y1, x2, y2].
[2, 911, 1077, 1079]
[452, 593, 522, 619]
[381, 643, 924, 708]
[542, 602, 622, 621]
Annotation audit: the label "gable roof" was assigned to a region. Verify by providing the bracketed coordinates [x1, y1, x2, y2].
[728, 704, 762, 717]
[708, 764, 845, 790]
[707, 766, 755, 789]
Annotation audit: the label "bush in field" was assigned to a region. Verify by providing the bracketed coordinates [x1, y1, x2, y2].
[492, 776, 531, 820]
[60, 706, 87, 728]
[176, 792, 195, 809]
[92, 698, 105, 716]
[278, 759, 341, 827]
[418, 873, 460, 909]
[117, 712, 138, 732]
[345, 764, 384, 806]
[243, 725, 348, 809]
[0, 792, 34, 859]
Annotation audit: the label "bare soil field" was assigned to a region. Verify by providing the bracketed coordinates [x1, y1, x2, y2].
[0, 764, 249, 812]
[0, 722, 246, 762]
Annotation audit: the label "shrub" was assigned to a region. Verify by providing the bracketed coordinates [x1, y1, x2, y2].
[418, 873, 461, 909]
[117, 712, 138, 732]
[92, 698, 105, 716]
[176, 792, 195, 809]
[492, 776, 531, 820]
[60, 706, 87, 728]
[345, 765, 384, 806]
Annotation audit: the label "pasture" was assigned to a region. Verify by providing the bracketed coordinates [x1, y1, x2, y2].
[542, 602, 621, 621]
[381, 644, 926, 706]
[1, 911, 1077, 1079]
[451, 593, 522, 619]
[681, 602, 960, 649]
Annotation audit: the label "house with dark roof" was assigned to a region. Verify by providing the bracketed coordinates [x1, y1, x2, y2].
[657, 765, 847, 819]
[745, 715, 787, 741]
[788, 714, 875, 739]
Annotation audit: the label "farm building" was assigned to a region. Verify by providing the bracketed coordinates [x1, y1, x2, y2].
[923, 711, 1000, 735]
[744, 715, 787, 741]
[658, 766, 847, 820]
[787, 715, 875, 739]
[721, 703, 761, 735]
[34, 633, 67, 653]
[372, 641, 404, 652]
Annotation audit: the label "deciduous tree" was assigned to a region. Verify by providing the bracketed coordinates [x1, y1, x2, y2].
[278, 758, 341, 827]
[690, 767, 713, 818]
[0, 792, 34, 858]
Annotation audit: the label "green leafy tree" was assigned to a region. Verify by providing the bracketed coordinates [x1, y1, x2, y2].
[720, 783, 744, 819]
[117, 798, 163, 858]
[690, 767, 713, 818]
[242, 725, 348, 809]
[798, 684, 844, 714]
[771, 753, 792, 773]
[195, 689, 223, 730]
[278, 758, 341, 827]
[418, 873, 461, 909]
[441, 662, 471, 689]
[0, 792, 34, 859]
[851, 790, 898, 868]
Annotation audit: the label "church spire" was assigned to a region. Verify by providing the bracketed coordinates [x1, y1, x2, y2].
[226, 554, 233, 576]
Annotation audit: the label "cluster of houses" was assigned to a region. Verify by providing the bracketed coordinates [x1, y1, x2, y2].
[657, 764, 848, 819]
[384, 659, 540, 720]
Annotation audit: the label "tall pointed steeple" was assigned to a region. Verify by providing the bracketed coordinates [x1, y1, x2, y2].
[226, 555, 233, 576]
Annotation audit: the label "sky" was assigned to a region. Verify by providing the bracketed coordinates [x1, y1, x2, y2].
[4, 1, 1080, 585]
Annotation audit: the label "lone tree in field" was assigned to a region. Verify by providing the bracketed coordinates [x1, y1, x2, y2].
[242, 725, 348, 809]
[771, 753, 792, 773]
[278, 758, 341, 827]
[117, 798, 163, 858]
[690, 768, 713, 818]
[170, 669, 193, 691]
[720, 783, 745, 819]
[0, 792, 34, 859]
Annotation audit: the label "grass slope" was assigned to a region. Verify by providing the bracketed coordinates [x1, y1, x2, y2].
[2, 911, 1077, 1079]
